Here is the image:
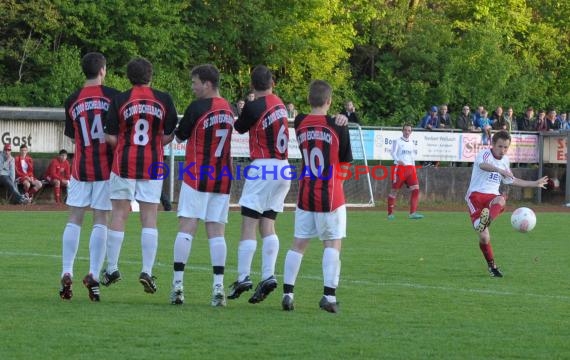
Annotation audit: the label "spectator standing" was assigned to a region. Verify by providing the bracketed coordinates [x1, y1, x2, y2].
[559, 113, 569, 130]
[387, 124, 424, 220]
[546, 110, 561, 131]
[235, 99, 245, 117]
[15, 144, 42, 200]
[438, 104, 452, 128]
[534, 110, 547, 131]
[504, 107, 516, 131]
[102, 57, 179, 295]
[246, 91, 255, 103]
[517, 107, 535, 131]
[476, 110, 493, 145]
[0, 144, 29, 204]
[168, 64, 235, 307]
[465, 131, 548, 277]
[227, 65, 291, 304]
[59, 52, 121, 302]
[341, 100, 360, 124]
[419, 106, 440, 130]
[456, 105, 475, 132]
[281, 80, 352, 313]
[492, 106, 508, 130]
[286, 102, 298, 119]
[45, 149, 71, 204]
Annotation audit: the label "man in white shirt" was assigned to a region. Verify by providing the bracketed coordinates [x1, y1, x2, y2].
[465, 130, 548, 277]
[387, 124, 424, 220]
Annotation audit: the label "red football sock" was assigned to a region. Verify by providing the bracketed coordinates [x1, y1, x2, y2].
[410, 189, 419, 213]
[387, 195, 396, 215]
[489, 203, 504, 221]
[54, 185, 61, 203]
[28, 187, 37, 196]
[479, 242, 495, 268]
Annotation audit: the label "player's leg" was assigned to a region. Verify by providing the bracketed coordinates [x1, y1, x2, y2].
[103, 174, 133, 285]
[479, 229, 502, 277]
[387, 165, 402, 219]
[282, 207, 314, 311]
[318, 206, 345, 313]
[405, 166, 423, 219]
[52, 179, 61, 203]
[59, 177, 89, 300]
[488, 195, 506, 221]
[205, 192, 230, 307]
[136, 179, 162, 294]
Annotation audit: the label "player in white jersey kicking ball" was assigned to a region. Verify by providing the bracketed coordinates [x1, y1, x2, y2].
[465, 130, 548, 277]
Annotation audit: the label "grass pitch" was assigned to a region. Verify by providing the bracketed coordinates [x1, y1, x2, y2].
[0, 209, 568, 359]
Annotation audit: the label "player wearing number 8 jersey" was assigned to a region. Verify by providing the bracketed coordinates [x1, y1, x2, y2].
[59, 52, 120, 302]
[169, 64, 235, 306]
[103, 57, 179, 295]
[228, 65, 291, 304]
[281, 80, 352, 313]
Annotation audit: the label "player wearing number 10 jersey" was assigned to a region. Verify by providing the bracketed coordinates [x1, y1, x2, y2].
[281, 80, 352, 313]
[228, 65, 291, 304]
[60, 52, 120, 302]
[103, 57, 179, 296]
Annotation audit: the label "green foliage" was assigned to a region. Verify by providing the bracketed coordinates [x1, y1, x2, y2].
[1, 0, 569, 124]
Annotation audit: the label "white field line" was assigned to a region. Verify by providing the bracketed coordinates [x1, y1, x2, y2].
[1, 250, 568, 301]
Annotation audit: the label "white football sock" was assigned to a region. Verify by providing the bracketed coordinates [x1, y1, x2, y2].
[323, 247, 340, 289]
[261, 234, 279, 279]
[62, 223, 81, 277]
[283, 249, 303, 286]
[237, 239, 257, 281]
[141, 227, 158, 275]
[105, 229, 124, 273]
[88, 224, 107, 281]
[173, 232, 193, 284]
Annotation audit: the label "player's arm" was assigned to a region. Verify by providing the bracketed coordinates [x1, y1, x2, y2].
[332, 113, 349, 126]
[163, 95, 179, 146]
[103, 99, 119, 148]
[174, 104, 198, 143]
[234, 104, 257, 134]
[512, 176, 549, 188]
[391, 140, 402, 165]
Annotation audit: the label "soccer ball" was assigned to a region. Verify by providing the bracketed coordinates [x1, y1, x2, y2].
[510, 207, 536, 233]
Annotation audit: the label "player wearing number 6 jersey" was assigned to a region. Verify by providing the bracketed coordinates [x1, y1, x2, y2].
[60, 52, 120, 302]
[228, 65, 292, 304]
[169, 64, 235, 306]
[103, 57, 179, 296]
[282, 80, 352, 313]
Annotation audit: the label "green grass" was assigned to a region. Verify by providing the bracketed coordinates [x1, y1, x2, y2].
[0, 209, 568, 359]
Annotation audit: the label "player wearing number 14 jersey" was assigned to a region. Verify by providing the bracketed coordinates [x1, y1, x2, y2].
[60, 52, 120, 302]
[228, 65, 291, 304]
[103, 57, 179, 296]
[282, 80, 352, 313]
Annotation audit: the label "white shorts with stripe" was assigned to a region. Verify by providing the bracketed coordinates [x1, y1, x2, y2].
[177, 182, 230, 223]
[294, 205, 347, 240]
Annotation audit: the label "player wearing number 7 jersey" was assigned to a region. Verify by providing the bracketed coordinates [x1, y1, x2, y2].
[169, 64, 235, 306]
[282, 80, 352, 313]
[228, 65, 292, 304]
[103, 57, 179, 296]
[60, 52, 120, 302]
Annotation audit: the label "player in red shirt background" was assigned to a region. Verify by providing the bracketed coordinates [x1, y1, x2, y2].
[15, 144, 43, 199]
[44, 149, 71, 204]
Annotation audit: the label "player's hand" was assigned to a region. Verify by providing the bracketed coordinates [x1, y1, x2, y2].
[333, 114, 349, 126]
[536, 176, 549, 189]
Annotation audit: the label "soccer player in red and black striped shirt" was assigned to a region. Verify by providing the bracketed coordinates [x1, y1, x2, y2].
[103, 57, 179, 295]
[228, 65, 292, 304]
[60, 52, 120, 301]
[169, 64, 235, 306]
[282, 80, 352, 313]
